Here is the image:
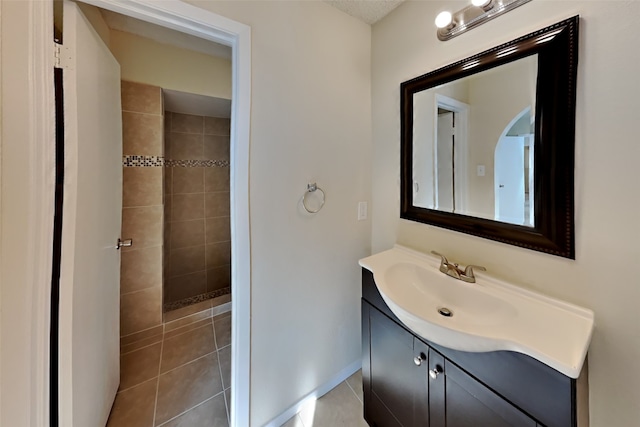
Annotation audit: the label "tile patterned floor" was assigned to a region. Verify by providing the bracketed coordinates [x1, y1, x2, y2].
[281, 370, 367, 427]
[109, 305, 366, 427]
[107, 311, 232, 427]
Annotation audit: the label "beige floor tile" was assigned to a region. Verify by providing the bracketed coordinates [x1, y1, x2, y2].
[164, 299, 212, 323]
[224, 388, 231, 421]
[158, 393, 228, 427]
[164, 316, 212, 338]
[155, 352, 223, 425]
[121, 325, 163, 347]
[213, 311, 231, 321]
[280, 414, 305, 427]
[298, 382, 367, 427]
[120, 342, 162, 390]
[161, 325, 215, 373]
[107, 378, 157, 427]
[213, 315, 231, 349]
[218, 346, 231, 390]
[121, 334, 163, 355]
[346, 369, 364, 403]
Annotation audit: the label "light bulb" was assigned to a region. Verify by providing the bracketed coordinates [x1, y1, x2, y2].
[435, 11, 453, 29]
[472, 0, 494, 10]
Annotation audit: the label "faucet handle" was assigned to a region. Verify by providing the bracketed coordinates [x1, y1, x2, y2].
[432, 251, 456, 276]
[431, 251, 449, 265]
[463, 264, 486, 278]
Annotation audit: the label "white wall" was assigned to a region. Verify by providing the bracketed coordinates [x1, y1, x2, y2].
[372, 1, 640, 425]
[466, 56, 536, 218]
[185, 2, 372, 426]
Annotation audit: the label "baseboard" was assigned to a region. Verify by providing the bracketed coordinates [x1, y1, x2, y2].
[263, 359, 362, 427]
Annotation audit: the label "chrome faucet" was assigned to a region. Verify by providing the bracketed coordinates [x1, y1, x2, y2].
[431, 251, 486, 283]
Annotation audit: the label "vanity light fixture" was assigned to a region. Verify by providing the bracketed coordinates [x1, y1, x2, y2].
[435, 11, 454, 30]
[436, 0, 531, 41]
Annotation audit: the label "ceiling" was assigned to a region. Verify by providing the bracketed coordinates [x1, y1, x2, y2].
[97, 1, 405, 117]
[99, 9, 232, 60]
[323, 0, 406, 25]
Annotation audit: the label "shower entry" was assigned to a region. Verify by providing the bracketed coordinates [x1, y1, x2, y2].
[162, 94, 232, 313]
[119, 81, 232, 332]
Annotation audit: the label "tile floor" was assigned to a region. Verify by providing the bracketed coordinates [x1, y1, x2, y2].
[109, 303, 366, 427]
[107, 311, 232, 426]
[281, 370, 367, 427]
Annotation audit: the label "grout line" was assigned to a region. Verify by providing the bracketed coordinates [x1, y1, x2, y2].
[160, 350, 216, 377]
[120, 339, 163, 356]
[214, 319, 231, 425]
[163, 321, 213, 342]
[121, 109, 163, 117]
[121, 324, 164, 342]
[114, 377, 158, 396]
[151, 334, 164, 427]
[155, 390, 225, 427]
[121, 285, 163, 298]
[344, 378, 363, 405]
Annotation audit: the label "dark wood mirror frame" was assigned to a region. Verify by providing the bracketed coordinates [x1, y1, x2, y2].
[401, 16, 578, 259]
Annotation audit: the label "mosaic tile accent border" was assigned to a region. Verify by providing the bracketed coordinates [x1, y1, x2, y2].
[165, 159, 230, 168]
[163, 287, 231, 312]
[123, 155, 230, 168]
[123, 155, 164, 167]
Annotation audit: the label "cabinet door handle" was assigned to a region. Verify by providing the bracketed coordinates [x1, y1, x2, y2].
[429, 365, 443, 379]
[413, 352, 426, 366]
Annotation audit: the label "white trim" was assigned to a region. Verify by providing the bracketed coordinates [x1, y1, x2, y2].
[83, 3, 252, 426]
[28, 2, 57, 425]
[6, 1, 252, 425]
[0, 1, 56, 425]
[262, 360, 362, 427]
[434, 94, 469, 213]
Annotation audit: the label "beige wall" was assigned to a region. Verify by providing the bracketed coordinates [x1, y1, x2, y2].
[466, 56, 537, 218]
[110, 30, 232, 100]
[120, 81, 164, 339]
[372, 1, 640, 425]
[186, 2, 372, 426]
[413, 78, 469, 208]
[163, 112, 231, 307]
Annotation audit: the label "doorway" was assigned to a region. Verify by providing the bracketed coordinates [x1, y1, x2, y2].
[434, 94, 469, 213]
[53, 1, 251, 426]
[494, 106, 534, 226]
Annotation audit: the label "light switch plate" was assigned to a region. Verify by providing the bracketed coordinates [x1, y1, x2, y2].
[358, 202, 368, 221]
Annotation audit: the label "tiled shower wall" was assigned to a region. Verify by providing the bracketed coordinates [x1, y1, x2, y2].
[163, 112, 231, 310]
[119, 81, 164, 338]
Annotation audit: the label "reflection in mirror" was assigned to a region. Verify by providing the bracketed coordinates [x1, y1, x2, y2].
[401, 16, 578, 258]
[412, 55, 538, 227]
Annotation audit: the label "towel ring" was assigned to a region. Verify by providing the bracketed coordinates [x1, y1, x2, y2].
[302, 183, 325, 214]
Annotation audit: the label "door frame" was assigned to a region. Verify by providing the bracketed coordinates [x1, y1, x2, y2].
[0, 1, 252, 425]
[434, 94, 469, 213]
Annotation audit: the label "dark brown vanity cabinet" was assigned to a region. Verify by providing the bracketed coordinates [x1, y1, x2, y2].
[362, 269, 578, 427]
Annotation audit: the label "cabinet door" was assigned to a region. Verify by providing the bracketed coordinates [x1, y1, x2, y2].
[368, 308, 430, 427]
[430, 352, 537, 427]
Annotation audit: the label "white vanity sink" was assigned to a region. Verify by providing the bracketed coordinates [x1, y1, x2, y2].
[359, 246, 594, 378]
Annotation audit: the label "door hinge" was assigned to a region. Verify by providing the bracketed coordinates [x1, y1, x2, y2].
[54, 42, 69, 69]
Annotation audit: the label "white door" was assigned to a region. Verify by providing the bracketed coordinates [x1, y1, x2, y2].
[58, 1, 122, 426]
[494, 136, 525, 224]
[436, 112, 455, 212]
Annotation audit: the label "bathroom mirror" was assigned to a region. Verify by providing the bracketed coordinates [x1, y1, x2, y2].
[401, 16, 578, 258]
